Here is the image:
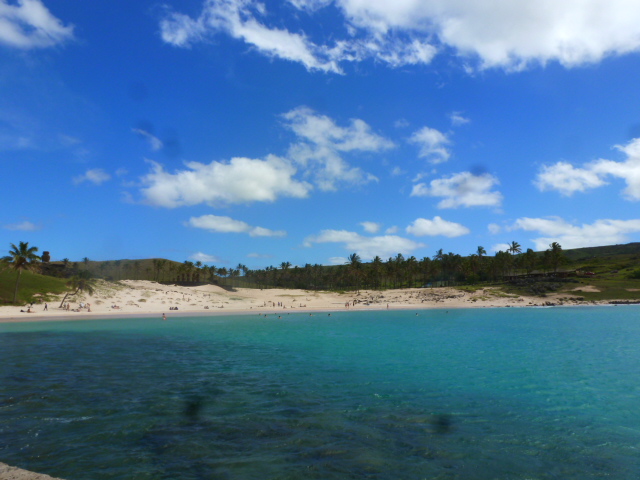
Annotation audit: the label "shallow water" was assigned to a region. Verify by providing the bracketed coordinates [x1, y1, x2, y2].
[1, 307, 640, 479]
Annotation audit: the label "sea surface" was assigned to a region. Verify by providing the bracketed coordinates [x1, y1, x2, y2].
[1, 307, 639, 479]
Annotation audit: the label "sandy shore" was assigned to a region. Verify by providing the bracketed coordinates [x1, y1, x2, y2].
[0, 280, 603, 323]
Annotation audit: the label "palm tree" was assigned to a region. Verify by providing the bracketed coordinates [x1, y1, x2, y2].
[507, 241, 522, 256]
[548, 242, 565, 273]
[507, 241, 522, 277]
[59, 271, 98, 308]
[346, 253, 362, 290]
[3, 241, 40, 304]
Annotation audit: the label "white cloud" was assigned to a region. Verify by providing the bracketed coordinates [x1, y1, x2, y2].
[329, 256, 348, 265]
[491, 243, 511, 253]
[159, 0, 436, 72]
[513, 216, 640, 250]
[189, 252, 221, 263]
[304, 229, 424, 260]
[160, 0, 341, 73]
[162, 1, 640, 72]
[406, 216, 470, 237]
[73, 168, 111, 185]
[247, 252, 274, 258]
[385, 226, 398, 234]
[0, 0, 74, 49]
[3, 220, 40, 231]
[360, 221, 380, 233]
[133, 128, 163, 151]
[334, 0, 640, 70]
[409, 126, 450, 164]
[411, 171, 503, 208]
[186, 214, 286, 237]
[283, 106, 394, 190]
[140, 156, 310, 207]
[535, 138, 640, 200]
[534, 161, 607, 196]
[488, 223, 502, 234]
[450, 112, 470, 126]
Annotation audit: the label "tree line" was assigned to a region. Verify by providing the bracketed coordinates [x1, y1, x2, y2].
[2, 240, 568, 303]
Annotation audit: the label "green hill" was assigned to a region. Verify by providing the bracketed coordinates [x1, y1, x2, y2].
[0, 269, 68, 306]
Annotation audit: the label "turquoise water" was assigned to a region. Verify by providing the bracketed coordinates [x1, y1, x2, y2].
[1, 307, 640, 479]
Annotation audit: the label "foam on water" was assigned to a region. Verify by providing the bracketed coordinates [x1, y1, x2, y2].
[1, 307, 639, 479]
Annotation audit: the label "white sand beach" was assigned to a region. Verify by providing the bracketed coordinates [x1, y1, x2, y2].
[0, 280, 601, 323]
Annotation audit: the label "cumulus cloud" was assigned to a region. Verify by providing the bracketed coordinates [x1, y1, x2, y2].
[73, 168, 111, 185]
[411, 171, 503, 208]
[359, 221, 380, 233]
[283, 106, 394, 190]
[535, 161, 608, 195]
[304, 229, 424, 260]
[333, 0, 640, 70]
[161, 0, 640, 72]
[535, 138, 640, 199]
[0, 0, 74, 49]
[512, 216, 640, 250]
[3, 220, 40, 231]
[406, 216, 470, 237]
[187, 214, 286, 237]
[139, 156, 310, 207]
[189, 252, 221, 263]
[133, 128, 163, 151]
[409, 126, 450, 164]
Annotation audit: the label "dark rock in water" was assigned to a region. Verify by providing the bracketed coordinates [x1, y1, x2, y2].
[0, 462, 65, 480]
[430, 414, 453, 434]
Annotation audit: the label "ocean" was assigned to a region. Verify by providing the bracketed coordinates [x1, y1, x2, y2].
[1, 307, 639, 479]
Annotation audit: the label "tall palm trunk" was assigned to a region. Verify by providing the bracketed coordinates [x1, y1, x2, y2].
[13, 269, 21, 304]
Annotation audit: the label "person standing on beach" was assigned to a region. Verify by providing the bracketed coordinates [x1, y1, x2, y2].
[162, 313, 167, 321]
[44, 303, 48, 311]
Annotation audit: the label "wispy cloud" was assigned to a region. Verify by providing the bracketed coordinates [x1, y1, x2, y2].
[133, 128, 163, 151]
[160, 0, 640, 72]
[189, 252, 221, 263]
[283, 106, 394, 190]
[0, 0, 74, 49]
[186, 214, 286, 237]
[359, 221, 380, 234]
[73, 168, 111, 185]
[3, 220, 41, 231]
[450, 112, 470, 126]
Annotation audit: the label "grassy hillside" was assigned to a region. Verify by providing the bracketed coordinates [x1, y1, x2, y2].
[0, 269, 69, 305]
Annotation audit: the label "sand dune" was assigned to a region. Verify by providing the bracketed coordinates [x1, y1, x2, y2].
[0, 280, 597, 323]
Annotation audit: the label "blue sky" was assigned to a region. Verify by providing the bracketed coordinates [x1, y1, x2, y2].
[3, 0, 640, 269]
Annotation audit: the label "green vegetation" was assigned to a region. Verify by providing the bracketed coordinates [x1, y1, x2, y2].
[2, 240, 640, 304]
[0, 268, 68, 305]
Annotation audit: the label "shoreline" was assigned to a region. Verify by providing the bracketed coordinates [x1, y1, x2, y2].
[0, 279, 619, 325]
